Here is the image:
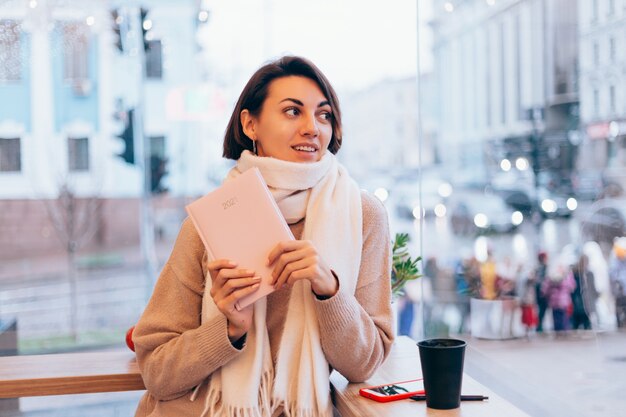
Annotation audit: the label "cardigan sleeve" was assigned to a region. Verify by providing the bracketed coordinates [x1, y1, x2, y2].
[314, 192, 395, 382]
[133, 219, 244, 401]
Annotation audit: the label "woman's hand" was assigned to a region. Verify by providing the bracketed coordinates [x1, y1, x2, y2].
[267, 240, 338, 297]
[207, 259, 260, 342]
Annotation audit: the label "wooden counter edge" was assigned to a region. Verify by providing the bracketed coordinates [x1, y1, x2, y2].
[0, 351, 146, 398]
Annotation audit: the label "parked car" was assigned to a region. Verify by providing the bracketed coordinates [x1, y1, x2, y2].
[580, 198, 626, 244]
[537, 170, 574, 195]
[448, 191, 524, 235]
[494, 188, 534, 214]
[535, 187, 578, 218]
[396, 190, 447, 219]
[491, 182, 577, 218]
[394, 178, 451, 220]
[572, 170, 605, 201]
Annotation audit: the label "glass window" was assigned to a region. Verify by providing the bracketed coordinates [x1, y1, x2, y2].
[609, 37, 615, 62]
[0, 137, 21, 172]
[68, 136, 89, 171]
[62, 22, 89, 83]
[0, 138, 22, 172]
[609, 85, 616, 114]
[145, 39, 162, 79]
[0, 19, 21, 82]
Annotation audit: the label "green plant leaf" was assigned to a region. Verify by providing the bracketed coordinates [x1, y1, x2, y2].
[391, 232, 422, 297]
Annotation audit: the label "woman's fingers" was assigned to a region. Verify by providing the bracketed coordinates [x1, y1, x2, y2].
[271, 248, 309, 284]
[216, 281, 261, 312]
[267, 240, 307, 265]
[213, 267, 255, 288]
[211, 272, 257, 299]
[274, 258, 311, 289]
[208, 259, 237, 272]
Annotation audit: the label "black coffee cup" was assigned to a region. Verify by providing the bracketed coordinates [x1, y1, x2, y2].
[417, 338, 466, 409]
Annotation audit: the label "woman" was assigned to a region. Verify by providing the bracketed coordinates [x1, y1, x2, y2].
[133, 56, 394, 417]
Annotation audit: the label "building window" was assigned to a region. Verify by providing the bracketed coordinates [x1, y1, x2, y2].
[515, 14, 521, 121]
[62, 22, 90, 83]
[145, 40, 162, 79]
[593, 88, 599, 117]
[609, 85, 616, 114]
[485, 28, 491, 127]
[593, 42, 599, 66]
[0, 137, 21, 172]
[68, 137, 89, 171]
[592, 0, 598, 22]
[499, 22, 505, 125]
[0, 20, 21, 82]
[609, 37, 615, 62]
[608, 0, 615, 15]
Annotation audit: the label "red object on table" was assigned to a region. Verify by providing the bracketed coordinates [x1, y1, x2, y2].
[125, 326, 135, 352]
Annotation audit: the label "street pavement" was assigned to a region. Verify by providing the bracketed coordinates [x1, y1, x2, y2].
[464, 330, 626, 417]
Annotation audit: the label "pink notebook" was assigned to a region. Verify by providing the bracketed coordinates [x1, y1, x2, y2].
[185, 167, 294, 310]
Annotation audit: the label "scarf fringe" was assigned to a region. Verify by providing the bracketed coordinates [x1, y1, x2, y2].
[198, 368, 276, 417]
[281, 399, 333, 417]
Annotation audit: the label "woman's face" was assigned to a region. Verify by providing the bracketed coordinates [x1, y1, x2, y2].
[241, 76, 333, 163]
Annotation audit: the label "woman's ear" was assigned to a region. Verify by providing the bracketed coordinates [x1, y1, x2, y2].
[240, 109, 256, 140]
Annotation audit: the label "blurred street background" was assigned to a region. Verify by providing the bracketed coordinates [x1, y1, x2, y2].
[2, 0, 626, 416]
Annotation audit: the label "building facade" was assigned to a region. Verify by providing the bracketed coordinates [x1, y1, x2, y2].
[578, 0, 626, 184]
[431, 0, 579, 186]
[0, 0, 210, 259]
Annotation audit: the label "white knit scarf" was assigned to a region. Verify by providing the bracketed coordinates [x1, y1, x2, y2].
[195, 150, 362, 417]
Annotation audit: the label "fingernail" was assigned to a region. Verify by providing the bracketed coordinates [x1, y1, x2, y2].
[245, 269, 255, 275]
[228, 261, 237, 267]
[252, 276, 261, 281]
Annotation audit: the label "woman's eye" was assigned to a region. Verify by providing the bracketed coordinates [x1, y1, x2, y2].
[321, 111, 332, 121]
[285, 108, 299, 116]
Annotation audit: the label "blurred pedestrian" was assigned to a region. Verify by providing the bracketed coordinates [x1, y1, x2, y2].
[570, 254, 598, 330]
[534, 251, 549, 333]
[480, 250, 498, 300]
[399, 275, 433, 338]
[497, 256, 520, 297]
[609, 237, 626, 328]
[583, 241, 613, 329]
[454, 254, 479, 333]
[542, 265, 576, 334]
[520, 273, 538, 337]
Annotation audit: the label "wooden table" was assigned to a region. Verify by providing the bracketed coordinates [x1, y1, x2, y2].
[0, 338, 530, 417]
[0, 350, 144, 398]
[330, 336, 531, 417]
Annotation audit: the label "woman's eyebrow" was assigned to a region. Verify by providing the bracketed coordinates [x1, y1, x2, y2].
[279, 98, 304, 106]
[279, 98, 331, 108]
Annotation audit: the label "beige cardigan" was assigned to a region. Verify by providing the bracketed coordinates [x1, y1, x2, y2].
[133, 191, 394, 416]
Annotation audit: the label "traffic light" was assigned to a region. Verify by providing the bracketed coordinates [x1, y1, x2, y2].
[140, 8, 151, 52]
[150, 155, 168, 193]
[116, 109, 135, 164]
[111, 9, 124, 52]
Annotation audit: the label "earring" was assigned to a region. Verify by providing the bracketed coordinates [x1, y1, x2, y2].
[252, 140, 257, 155]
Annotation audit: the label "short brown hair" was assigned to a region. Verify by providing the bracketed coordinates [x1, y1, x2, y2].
[222, 56, 342, 160]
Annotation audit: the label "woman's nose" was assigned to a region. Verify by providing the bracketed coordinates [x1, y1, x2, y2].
[300, 112, 319, 136]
